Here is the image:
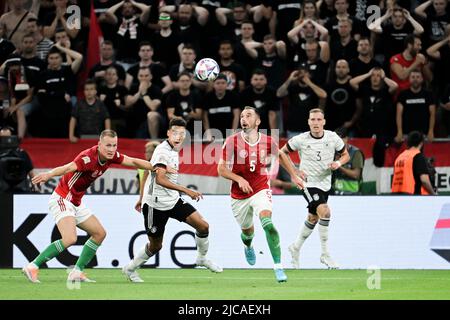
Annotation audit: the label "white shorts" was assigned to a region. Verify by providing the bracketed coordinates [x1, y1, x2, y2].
[231, 189, 273, 229]
[49, 192, 93, 225]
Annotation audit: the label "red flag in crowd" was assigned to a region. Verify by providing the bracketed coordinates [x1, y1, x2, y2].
[77, 1, 103, 98]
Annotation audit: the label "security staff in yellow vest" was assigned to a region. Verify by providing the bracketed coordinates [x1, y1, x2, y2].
[332, 128, 365, 195]
[391, 131, 436, 195]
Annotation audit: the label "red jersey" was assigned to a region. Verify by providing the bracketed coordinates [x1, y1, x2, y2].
[390, 53, 420, 92]
[222, 132, 278, 200]
[55, 145, 124, 206]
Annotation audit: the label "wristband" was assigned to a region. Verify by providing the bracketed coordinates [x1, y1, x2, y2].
[335, 160, 342, 168]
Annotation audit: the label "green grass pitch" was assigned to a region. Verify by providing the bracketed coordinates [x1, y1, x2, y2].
[1, 269, 450, 300]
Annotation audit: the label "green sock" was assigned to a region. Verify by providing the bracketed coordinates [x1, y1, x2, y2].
[241, 232, 254, 247]
[260, 217, 281, 264]
[32, 240, 65, 267]
[75, 239, 100, 271]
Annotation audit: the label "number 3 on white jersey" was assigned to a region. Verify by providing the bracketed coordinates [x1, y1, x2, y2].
[250, 160, 256, 172]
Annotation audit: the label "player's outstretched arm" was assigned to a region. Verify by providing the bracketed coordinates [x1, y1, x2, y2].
[155, 168, 203, 201]
[31, 162, 77, 185]
[121, 155, 153, 171]
[217, 159, 253, 194]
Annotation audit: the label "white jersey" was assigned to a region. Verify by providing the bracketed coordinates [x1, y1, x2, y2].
[287, 130, 345, 191]
[142, 140, 180, 210]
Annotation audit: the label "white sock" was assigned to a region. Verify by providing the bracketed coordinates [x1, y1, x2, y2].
[195, 233, 209, 260]
[293, 220, 316, 250]
[318, 219, 330, 255]
[273, 263, 283, 270]
[127, 243, 153, 271]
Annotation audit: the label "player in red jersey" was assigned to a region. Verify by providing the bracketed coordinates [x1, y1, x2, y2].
[22, 130, 154, 283]
[217, 107, 304, 282]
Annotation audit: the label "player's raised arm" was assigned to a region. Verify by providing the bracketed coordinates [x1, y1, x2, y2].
[31, 162, 77, 185]
[121, 155, 153, 171]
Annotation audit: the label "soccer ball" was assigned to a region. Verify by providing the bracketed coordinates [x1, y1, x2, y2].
[194, 58, 220, 81]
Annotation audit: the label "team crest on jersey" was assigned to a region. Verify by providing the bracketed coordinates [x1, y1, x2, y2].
[239, 149, 248, 158]
[150, 226, 157, 234]
[82, 156, 91, 164]
[91, 170, 103, 178]
[313, 193, 320, 201]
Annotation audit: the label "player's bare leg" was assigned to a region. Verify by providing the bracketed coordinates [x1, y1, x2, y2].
[22, 216, 77, 283]
[241, 226, 256, 265]
[123, 236, 162, 283]
[68, 216, 107, 282]
[259, 210, 287, 282]
[317, 204, 338, 269]
[186, 211, 223, 273]
[289, 214, 318, 269]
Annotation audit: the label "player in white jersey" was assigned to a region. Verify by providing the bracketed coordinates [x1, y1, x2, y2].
[280, 108, 350, 269]
[122, 118, 222, 282]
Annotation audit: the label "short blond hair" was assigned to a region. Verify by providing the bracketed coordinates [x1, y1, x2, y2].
[100, 129, 117, 140]
[309, 108, 324, 115]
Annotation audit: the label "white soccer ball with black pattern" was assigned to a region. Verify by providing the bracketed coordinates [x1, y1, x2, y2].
[194, 58, 220, 81]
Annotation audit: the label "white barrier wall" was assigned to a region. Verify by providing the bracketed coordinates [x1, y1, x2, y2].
[12, 195, 450, 269]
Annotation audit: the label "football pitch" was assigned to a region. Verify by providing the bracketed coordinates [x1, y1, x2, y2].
[1, 269, 450, 300]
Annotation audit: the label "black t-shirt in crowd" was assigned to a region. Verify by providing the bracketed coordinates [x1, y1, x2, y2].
[38, 65, 74, 102]
[219, 62, 246, 93]
[151, 31, 181, 69]
[173, 20, 203, 56]
[233, 41, 256, 82]
[397, 88, 435, 135]
[435, 45, 450, 92]
[240, 86, 279, 131]
[349, 57, 380, 77]
[89, 63, 127, 83]
[0, 39, 15, 65]
[423, 6, 450, 45]
[379, 22, 414, 61]
[128, 83, 162, 129]
[168, 63, 195, 82]
[165, 90, 203, 134]
[203, 90, 240, 137]
[357, 83, 395, 137]
[440, 84, 450, 133]
[71, 99, 110, 136]
[19, 56, 47, 88]
[301, 59, 330, 88]
[325, 80, 356, 131]
[255, 48, 286, 90]
[273, 0, 301, 41]
[94, 0, 120, 41]
[127, 62, 168, 92]
[325, 80, 357, 130]
[330, 38, 358, 63]
[113, 15, 146, 62]
[98, 84, 129, 120]
[413, 152, 431, 194]
[286, 83, 319, 132]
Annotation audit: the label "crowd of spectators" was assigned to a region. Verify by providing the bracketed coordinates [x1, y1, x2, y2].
[0, 0, 449, 154]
